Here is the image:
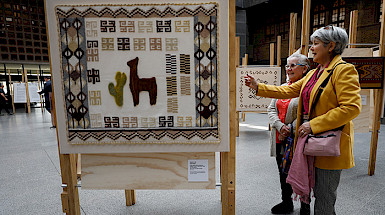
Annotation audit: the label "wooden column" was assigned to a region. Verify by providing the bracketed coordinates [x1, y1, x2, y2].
[300, 0, 311, 56]
[270, 43, 275, 65]
[289, 13, 298, 55]
[368, 2, 385, 176]
[277, 36, 281, 67]
[235, 37, 240, 137]
[349, 10, 358, 48]
[8, 70, 15, 113]
[221, 0, 236, 214]
[23, 68, 31, 114]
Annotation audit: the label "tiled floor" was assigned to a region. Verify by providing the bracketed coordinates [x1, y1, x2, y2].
[0, 109, 384, 214]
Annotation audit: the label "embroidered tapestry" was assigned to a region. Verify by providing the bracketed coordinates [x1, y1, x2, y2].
[48, 1, 229, 151]
[310, 57, 385, 89]
[236, 67, 281, 111]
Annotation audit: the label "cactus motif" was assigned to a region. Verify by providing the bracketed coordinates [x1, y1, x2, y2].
[108, 71, 127, 106]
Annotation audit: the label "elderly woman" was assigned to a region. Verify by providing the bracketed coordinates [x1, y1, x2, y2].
[268, 53, 310, 214]
[246, 25, 361, 214]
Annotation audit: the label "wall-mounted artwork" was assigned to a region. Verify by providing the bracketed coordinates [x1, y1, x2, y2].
[46, 0, 229, 153]
[236, 66, 281, 112]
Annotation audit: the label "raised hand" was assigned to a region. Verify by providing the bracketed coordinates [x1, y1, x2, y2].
[244, 74, 258, 91]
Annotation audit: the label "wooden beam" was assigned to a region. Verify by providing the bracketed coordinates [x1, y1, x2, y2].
[300, 0, 311, 56]
[23, 68, 31, 114]
[349, 10, 358, 48]
[289, 13, 298, 55]
[270, 43, 275, 66]
[221, 0, 236, 214]
[368, 2, 385, 176]
[277, 36, 281, 67]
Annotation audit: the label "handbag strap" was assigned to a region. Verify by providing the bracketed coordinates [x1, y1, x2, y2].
[310, 62, 346, 112]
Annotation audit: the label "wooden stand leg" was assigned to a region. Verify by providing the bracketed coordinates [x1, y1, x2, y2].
[368, 89, 384, 175]
[222, 1, 236, 214]
[236, 111, 239, 137]
[242, 112, 245, 122]
[125, 190, 136, 206]
[59, 153, 80, 215]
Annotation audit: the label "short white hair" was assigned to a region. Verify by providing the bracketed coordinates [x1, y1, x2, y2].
[310, 25, 348, 55]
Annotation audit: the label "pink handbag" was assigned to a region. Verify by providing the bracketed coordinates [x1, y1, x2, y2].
[303, 130, 341, 156]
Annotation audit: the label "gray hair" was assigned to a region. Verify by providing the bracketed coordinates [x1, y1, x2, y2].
[310, 25, 348, 55]
[287, 53, 310, 70]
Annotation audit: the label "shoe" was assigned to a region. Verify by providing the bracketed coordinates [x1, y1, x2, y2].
[8, 113, 13, 115]
[0, 113, 4, 116]
[300, 202, 310, 215]
[50, 126, 56, 129]
[271, 201, 294, 214]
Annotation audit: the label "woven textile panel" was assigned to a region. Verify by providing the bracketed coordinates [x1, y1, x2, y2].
[236, 67, 281, 112]
[51, 2, 226, 148]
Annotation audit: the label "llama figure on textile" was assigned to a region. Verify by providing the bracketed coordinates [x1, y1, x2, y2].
[127, 57, 157, 106]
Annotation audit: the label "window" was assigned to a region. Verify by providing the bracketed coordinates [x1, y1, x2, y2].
[313, 4, 326, 32]
[331, 0, 345, 28]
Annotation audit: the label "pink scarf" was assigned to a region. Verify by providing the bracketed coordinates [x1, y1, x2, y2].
[286, 135, 315, 204]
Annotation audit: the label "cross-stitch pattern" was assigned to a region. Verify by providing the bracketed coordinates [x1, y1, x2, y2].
[86, 40, 99, 62]
[166, 54, 177, 74]
[194, 16, 218, 127]
[175, 20, 190, 32]
[180, 54, 191, 74]
[119, 20, 135, 32]
[140, 117, 156, 128]
[177, 116, 193, 127]
[166, 38, 178, 51]
[180, 76, 191, 95]
[89, 90, 102, 105]
[55, 3, 223, 146]
[138, 21, 153, 33]
[149, 38, 162, 51]
[159, 116, 174, 127]
[122, 117, 138, 128]
[60, 17, 90, 129]
[156, 20, 172, 32]
[167, 97, 178, 113]
[117, 38, 130, 51]
[100, 20, 116, 32]
[104, 117, 120, 128]
[102, 38, 114, 51]
[87, 68, 100, 84]
[236, 67, 281, 111]
[166, 76, 177, 96]
[90, 113, 102, 128]
[86, 21, 98, 37]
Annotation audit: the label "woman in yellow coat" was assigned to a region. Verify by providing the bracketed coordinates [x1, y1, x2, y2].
[245, 25, 361, 214]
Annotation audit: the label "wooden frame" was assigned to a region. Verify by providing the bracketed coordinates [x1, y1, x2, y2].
[50, 0, 236, 214]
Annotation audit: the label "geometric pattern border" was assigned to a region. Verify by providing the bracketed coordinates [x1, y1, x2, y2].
[69, 128, 219, 142]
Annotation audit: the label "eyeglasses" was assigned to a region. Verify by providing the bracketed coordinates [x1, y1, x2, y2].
[285, 64, 306, 69]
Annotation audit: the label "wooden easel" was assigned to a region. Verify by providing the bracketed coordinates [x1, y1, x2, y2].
[368, 3, 385, 176]
[54, 1, 237, 214]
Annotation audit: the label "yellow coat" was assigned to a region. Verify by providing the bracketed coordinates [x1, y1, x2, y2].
[257, 55, 361, 170]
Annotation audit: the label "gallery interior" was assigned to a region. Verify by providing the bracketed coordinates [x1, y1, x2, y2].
[1, 0, 384, 214]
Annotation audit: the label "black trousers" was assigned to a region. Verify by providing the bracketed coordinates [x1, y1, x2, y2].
[0, 100, 10, 114]
[275, 144, 293, 202]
